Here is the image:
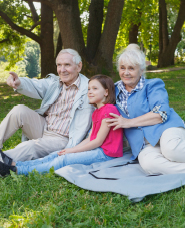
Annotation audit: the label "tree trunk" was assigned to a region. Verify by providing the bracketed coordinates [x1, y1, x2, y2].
[86, 0, 104, 62]
[158, 0, 169, 65]
[40, 3, 56, 77]
[129, 23, 140, 44]
[93, 0, 125, 71]
[55, 32, 63, 59]
[46, 0, 86, 59]
[41, 0, 125, 76]
[158, 0, 185, 67]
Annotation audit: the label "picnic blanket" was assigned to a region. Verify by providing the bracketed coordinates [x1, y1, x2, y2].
[55, 151, 185, 202]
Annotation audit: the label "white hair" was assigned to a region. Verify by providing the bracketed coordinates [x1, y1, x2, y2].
[117, 44, 146, 73]
[56, 48, 82, 65]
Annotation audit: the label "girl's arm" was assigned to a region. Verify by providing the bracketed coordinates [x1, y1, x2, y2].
[106, 112, 162, 130]
[58, 129, 93, 155]
[58, 119, 110, 155]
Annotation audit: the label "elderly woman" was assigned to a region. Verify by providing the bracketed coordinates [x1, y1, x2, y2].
[107, 44, 185, 175]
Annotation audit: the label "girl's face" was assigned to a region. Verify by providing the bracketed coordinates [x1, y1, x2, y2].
[119, 62, 143, 92]
[88, 79, 108, 108]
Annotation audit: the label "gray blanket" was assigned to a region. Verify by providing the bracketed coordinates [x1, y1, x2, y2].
[55, 151, 185, 202]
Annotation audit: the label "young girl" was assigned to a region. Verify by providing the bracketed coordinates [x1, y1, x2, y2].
[0, 75, 123, 176]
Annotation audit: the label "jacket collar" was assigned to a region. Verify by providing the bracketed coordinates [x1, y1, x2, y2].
[73, 73, 89, 104]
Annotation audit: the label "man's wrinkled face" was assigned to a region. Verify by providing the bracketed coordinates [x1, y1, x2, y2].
[56, 53, 82, 86]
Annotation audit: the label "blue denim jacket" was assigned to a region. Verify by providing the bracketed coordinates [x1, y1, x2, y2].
[115, 78, 184, 160]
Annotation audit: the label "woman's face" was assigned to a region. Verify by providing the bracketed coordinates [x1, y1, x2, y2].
[119, 62, 142, 92]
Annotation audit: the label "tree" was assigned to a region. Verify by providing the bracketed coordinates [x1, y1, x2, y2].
[114, 0, 159, 61]
[32, 0, 125, 75]
[158, 0, 185, 67]
[0, 0, 56, 77]
[24, 41, 40, 78]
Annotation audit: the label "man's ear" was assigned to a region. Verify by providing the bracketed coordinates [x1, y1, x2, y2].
[77, 62, 82, 73]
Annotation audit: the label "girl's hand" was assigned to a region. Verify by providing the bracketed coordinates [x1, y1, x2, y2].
[106, 113, 132, 130]
[58, 148, 75, 156]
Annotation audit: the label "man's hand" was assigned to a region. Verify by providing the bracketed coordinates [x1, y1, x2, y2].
[58, 148, 75, 156]
[7, 72, 21, 89]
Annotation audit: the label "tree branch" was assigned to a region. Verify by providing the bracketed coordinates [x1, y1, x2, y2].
[170, 0, 185, 50]
[0, 10, 42, 44]
[0, 38, 9, 44]
[30, 21, 41, 31]
[27, 0, 39, 22]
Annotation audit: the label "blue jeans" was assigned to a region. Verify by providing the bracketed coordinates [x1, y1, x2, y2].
[16, 148, 114, 175]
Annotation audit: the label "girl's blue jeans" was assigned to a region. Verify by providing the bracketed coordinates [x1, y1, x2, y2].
[16, 147, 114, 175]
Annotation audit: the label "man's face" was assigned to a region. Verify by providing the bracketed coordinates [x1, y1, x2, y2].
[56, 53, 82, 86]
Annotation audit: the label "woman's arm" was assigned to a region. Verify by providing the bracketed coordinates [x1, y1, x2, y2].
[58, 119, 110, 155]
[106, 112, 162, 130]
[109, 79, 170, 130]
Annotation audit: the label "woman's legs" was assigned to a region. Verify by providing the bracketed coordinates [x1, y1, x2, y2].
[160, 127, 185, 162]
[138, 127, 185, 175]
[16, 148, 114, 175]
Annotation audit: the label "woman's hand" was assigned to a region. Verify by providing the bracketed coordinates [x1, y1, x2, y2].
[106, 112, 162, 130]
[58, 148, 75, 156]
[106, 113, 132, 130]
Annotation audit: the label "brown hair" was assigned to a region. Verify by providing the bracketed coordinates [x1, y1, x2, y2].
[88, 74, 116, 107]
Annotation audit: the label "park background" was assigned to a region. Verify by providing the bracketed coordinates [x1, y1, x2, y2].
[1, 0, 185, 227]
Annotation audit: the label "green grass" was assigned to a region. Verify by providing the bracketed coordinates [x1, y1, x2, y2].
[1, 69, 185, 227]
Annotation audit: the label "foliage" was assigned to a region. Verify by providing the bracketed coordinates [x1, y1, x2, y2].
[1, 69, 185, 226]
[23, 41, 40, 78]
[0, 31, 27, 70]
[78, 0, 90, 46]
[0, 61, 27, 83]
[175, 40, 185, 64]
[0, 0, 40, 69]
[1, 0, 185, 74]
[114, 0, 159, 60]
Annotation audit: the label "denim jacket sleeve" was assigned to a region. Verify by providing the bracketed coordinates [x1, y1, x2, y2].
[147, 78, 171, 117]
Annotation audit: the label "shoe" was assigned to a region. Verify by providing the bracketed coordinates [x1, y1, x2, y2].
[0, 161, 16, 176]
[0, 149, 13, 165]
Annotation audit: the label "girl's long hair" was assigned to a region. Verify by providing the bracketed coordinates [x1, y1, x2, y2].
[89, 74, 116, 107]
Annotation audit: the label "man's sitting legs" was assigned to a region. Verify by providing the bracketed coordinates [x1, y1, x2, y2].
[4, 131, 69, 162]
[1, 104, 69, 162]
[0, 104, 46, 149]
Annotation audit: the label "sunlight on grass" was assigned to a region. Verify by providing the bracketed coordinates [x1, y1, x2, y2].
[3, 96, 10, 99]
[167, 87, 175, 90]
[162, 76, 170, 79]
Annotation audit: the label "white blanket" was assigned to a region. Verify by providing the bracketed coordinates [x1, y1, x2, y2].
[55, 151, 185, 202]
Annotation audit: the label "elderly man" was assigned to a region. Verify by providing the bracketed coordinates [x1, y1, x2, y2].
[0, 49, 93, 162]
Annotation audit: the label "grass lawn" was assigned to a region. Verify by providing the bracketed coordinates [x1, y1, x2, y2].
[1, 69, 185, 227]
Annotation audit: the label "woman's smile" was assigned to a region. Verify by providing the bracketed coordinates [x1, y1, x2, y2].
[119, 62, 142, 92]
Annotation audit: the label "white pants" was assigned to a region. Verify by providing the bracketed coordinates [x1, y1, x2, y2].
[0, 105, 68, 161]
[138, 127, 185, 175]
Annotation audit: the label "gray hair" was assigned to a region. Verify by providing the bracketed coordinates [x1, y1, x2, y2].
[56, 48, 82, 65]
[117, 44, 146, 73]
